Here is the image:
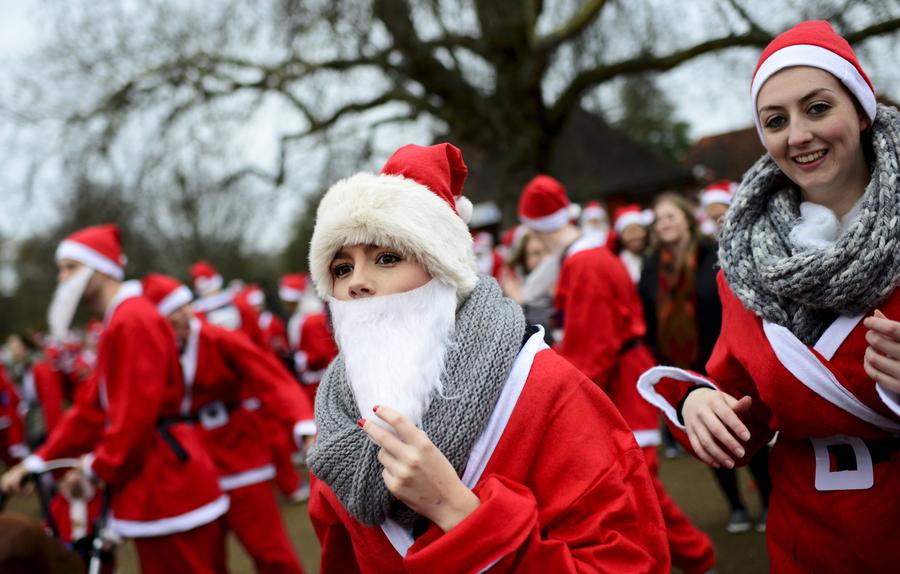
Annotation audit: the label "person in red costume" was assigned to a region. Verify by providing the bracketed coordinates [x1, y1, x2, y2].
[191, 260, 265, 348]
[279, 273, 337, 405]
[143, 273, 315, 573]
[639, 21, 900, 573]
[1, 224, 228, 574]
[305, 142, 668, 573]
[519, 175, 716, 574]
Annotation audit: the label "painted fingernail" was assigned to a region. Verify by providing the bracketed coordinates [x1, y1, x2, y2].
[373, 405, 380, 413]
[357, 418, 366, 428]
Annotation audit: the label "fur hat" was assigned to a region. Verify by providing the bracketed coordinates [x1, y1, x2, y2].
[309, 143, 478, 299]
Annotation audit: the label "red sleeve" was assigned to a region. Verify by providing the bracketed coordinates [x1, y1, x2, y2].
[1, 369, 26, 463]
[36, 375, 106, 462]
[406, 369, 668, 573]
[300, 314, 338, 371]
[309, 477, 363, 574]
[219, 329, 314, 425]
[32, 363, 66, 433]
[554, 252, 633, 390]
[88, 312, 172, 485]
[638, 271, 774, 465]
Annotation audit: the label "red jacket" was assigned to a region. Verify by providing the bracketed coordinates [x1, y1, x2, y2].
[180, 318, 314, 489]
[194, 290, 266, 350]
[292, 312, 338, 386]
[639, 271, 900, 573]
[0, 365, 24, 466]
[33, 282, 226, 538]
[310, 346, 668, 573]
[554, 247, 659, 443]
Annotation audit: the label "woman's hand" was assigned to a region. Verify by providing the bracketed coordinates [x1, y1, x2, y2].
[863, 310, 900, 393]
[360, 405, 479, 532]
[681, 388, 752, 469]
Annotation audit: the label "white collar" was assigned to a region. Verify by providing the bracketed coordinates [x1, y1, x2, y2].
[104, 280, 143, 324]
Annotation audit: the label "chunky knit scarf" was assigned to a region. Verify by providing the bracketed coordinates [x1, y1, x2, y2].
[719, 104, 900, 345]
[307, 277, 526, 527]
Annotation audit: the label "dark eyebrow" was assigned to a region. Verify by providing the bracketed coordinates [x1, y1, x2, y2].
[758, 87, 836, 115]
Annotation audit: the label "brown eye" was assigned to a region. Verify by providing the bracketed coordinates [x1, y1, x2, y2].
[376, 253, 401, 266]
[331, 263, 352, 279]
[808, 102, 831, 116]
[764, 115, 786, 130]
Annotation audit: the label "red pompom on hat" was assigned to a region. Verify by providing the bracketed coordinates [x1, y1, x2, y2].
[613, 204, 653, 235]
[518, 175, 574, 233]
[750, 20, 876, 139]
[142, 273, 193, 317]
[191, 260, 223, 296]
[55, 224, 126, 280]
[279, 273, 308, 302]
[309, 142, 479, 299]
[700, 180, 737, 208]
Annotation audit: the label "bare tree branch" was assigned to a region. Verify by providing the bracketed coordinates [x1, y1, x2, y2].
[536, 0, 609, 52]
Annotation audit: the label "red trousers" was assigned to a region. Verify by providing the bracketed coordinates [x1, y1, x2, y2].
[134, 517, 227, 574]
[644, 447, 716, 574]
[225, 480, 304, 573]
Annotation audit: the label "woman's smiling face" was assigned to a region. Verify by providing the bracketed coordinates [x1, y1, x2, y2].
[756, 66, 870, 211]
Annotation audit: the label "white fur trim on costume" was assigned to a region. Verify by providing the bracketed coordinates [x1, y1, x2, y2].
[637, 366, 718, 430]
[8, 443, 29, 460]
[218, 465, 276, 491]
[701, 190, 733, 208]
[309, 172, 478, 299]
[633, 429, 662, 448]
[279, 286, 304, 302]
[763, 320, 900, 433]
[194, 274, 223, 297]
[179, 318, 201, 417]
[109, 494, 230, 538]
[81, 452, 96, 481]
[104, 280, 143, 324]
[520, 205, 571, 233]
[22, 454, 47, 473]
[813, 313, 865, 361]
[293, 420, 317, 446]
[158, 285, 193, 317]
[875, 384, 900, 418]
[56, 240, 124, 280]
[242, 397, 261, 411]
[751, 44, 876, 141]
[614, 211, 652, 234]
[381, 327, 549, 560]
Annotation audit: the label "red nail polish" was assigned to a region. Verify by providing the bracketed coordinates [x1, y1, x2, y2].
[357, 418, 366, 428]
[373, 405, 379, 413]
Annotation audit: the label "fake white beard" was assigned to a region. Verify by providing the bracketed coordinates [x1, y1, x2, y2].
[329, 279, 457, 429]
[47, 266, 94, 340]
[789, 197, 863, 251]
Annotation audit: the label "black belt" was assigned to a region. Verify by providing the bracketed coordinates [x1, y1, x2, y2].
[156, 417, 191, 462]
[815, 437, 900, 470]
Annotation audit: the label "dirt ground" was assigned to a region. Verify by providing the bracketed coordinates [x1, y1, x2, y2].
[2, 450, 769, 573]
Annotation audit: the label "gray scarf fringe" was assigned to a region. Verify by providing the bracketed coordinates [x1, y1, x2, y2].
[719, 104, 900, 345]
[307, 277, 526, 527]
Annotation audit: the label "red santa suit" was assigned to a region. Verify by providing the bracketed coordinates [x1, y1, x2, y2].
[259, 310, 290, 358]
[194, 290, 266, 349]
[179, 316, 315, 573]
[25, 282, 228, 574]
[291, 311, 339, 405]
[555, 245, 715, 574]
[0, 365, 25, 467]
[639, 272, 900, 573]
[310, 331, 670, 573]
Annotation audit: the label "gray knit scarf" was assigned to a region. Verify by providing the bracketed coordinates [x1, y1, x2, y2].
[719, 104, 900, 345]
[307, 277, 526, 527]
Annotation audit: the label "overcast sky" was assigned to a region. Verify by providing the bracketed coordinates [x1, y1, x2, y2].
[3, 1, 900, 250]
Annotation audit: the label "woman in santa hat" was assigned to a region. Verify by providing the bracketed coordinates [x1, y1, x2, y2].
[639, 20, 900, 572]
[306, 143, 669, 572]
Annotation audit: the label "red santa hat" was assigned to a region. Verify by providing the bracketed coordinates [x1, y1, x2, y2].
[279, 273, 308, 302]
[55, 224, 126, 280]
[142, 273, 193, 317]
[518, 175, 578, 233]
[309, 142, 478, 298]
[191, 260, 223, 296]
[613, 205, 653, 235]
[700, 180, 738, 208]
[751, 20, 876, 140]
